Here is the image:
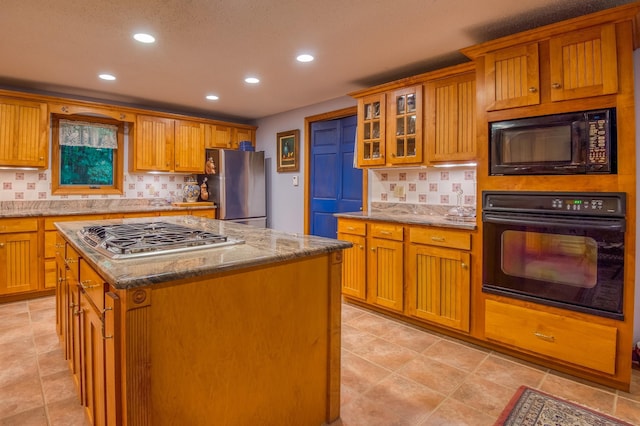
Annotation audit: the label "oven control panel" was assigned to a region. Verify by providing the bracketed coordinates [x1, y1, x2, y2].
[483, 191, 625, 217]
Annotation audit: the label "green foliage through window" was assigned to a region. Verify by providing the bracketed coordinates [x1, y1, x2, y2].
[60, 145, 114, 185]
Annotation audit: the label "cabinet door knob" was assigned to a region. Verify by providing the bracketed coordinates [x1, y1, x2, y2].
[359, 245, 364, 250]
[551, 82, 562, 89]
[371, 247, 376, 252]
[0, 243, 4, 248]
[461, 262, 468, 270]
[528, 87, 537, 93]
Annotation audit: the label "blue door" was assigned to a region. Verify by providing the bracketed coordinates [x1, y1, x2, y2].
[310, 115, 362, 238]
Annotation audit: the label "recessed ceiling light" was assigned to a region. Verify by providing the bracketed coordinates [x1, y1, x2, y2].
[133, 33, 156, 43]
[296, 54, 314, 63]
[205, 94, 219, 101]
[245, 77, 260, 84]
[98, 74, 116, 81]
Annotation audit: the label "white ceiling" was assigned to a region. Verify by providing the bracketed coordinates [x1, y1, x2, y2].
[0, 0, 635, 123]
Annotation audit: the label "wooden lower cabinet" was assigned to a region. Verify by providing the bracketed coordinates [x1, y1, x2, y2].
[368, 223, 404, 312]
[485, 299, 618, 375]
[405, 226, 472, 332]
[0, 218, 39, 295]
[337, 219, 367, 300]
[81, 292, 106, 426]
[406, 245, 471, 332]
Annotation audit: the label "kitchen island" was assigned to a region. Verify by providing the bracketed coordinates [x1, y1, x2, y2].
[55, 215, 350, 426]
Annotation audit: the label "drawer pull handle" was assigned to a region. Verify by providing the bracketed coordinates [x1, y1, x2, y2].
[551, 82, 562, 89]
[102, 307, 114, 340]
[431, 236, 445, 242]
[55, 243, 65, 248]
[528, 87, 538, 93]
[347, 226, 355, 231]
[65, 258, 77, 264]
[81, 280, 99, 290]
[380, 231, 392, 235]
[534, 332, 555, 342]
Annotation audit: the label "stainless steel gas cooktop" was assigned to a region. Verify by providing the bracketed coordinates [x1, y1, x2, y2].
[78, 221, 244, 259]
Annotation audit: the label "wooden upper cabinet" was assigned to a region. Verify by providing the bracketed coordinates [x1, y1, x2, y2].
[205, 124, 232, 148]
[388, 85, 423, 165]
[356, 93, 386, 167]
[133, 115, 204, 173]
[0, 97, 48, 168]
[549, 24, 617, 102]
[484, 43, 540, 111]
[205, 124, 256, 150]
[134, 115, 174, 172]
[426, 72, 476, 162]
[483, 23, 618, 111]
[233, 127, 255, 150]
[174, 120, 205, 172]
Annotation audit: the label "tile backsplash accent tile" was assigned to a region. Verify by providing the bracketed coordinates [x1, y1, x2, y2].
[0, 169, 193, 202]
[370, 166, 476, 207]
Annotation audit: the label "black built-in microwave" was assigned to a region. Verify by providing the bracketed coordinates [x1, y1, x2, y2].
[489, 108, 616, 175]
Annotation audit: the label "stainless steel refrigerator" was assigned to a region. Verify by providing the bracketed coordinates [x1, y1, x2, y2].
[203, 149, 267, 227]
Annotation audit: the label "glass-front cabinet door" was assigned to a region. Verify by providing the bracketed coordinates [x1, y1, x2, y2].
[388, 85, 422, 165]
[356, 93, 386, 167]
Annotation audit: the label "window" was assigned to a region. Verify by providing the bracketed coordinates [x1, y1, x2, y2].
[51, 114, 125, 195]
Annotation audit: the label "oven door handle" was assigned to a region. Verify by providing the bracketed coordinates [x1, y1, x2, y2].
[483, 212, 625, 232]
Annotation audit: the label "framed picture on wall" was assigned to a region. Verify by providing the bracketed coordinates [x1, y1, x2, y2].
[276, 129, 300, 172]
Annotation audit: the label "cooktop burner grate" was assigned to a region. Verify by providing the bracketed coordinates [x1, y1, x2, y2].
[78, 221, 243, 259]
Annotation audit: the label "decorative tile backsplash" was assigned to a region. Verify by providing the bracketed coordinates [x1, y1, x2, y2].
[370, 166, 477, 207]
[0, 169, 193, 202]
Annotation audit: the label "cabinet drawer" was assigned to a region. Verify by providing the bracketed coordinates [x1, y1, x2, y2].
[370, 223, 403, 241]
[338, 220, 366, 236]
[0, 218, 38, 233]
[409, 227, 470, 250]
[485, 300, 617, 374]
[79, 260, 105, 311]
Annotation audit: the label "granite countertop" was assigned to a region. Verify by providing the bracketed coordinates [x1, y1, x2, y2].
[56, 215, 351, 290]
[335, 202, 477, 230]
[0, 199, 215, 218]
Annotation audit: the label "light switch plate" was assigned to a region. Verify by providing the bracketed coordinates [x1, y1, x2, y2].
[293, 176, 299, 186]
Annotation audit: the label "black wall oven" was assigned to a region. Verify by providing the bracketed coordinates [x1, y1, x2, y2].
[482, 191, 625, 320]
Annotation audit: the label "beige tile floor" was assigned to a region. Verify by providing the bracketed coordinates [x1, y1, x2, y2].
[1, 296, 639, 425]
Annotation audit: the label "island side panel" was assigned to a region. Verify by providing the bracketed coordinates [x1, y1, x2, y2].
[119, 287, 152, 426]
[148, 254, 337, 425]
[327, 250, 343, 422]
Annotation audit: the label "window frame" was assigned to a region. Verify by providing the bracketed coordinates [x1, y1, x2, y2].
[51, 113, 125, 195]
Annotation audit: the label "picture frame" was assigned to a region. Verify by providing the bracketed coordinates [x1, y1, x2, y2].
[276, 129, 300, 172]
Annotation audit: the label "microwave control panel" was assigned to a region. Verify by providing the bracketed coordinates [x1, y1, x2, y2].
[586, 110, 613, 172]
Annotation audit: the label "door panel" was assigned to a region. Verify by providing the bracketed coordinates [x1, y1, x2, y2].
[310, 115, 362, 239]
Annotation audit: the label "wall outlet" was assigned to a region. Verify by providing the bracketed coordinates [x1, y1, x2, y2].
[393, 185, 405, 197]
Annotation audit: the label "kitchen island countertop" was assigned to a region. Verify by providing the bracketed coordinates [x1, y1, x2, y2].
[56, 215, 351, 290]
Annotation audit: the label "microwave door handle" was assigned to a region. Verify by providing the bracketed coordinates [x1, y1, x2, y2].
[483, 213, 625, 232]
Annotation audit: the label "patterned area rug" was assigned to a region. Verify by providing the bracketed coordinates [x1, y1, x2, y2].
[495, 386, 632, 426]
